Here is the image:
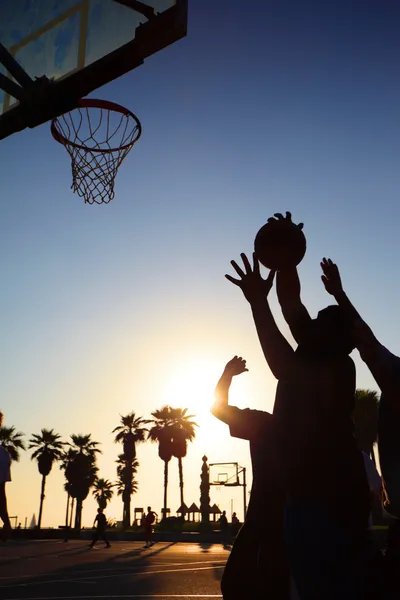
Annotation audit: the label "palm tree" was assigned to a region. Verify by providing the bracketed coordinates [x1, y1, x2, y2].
[28, 428, 64, 529]
[353, 389, 380, 461]
[115, 453, 139, 524]
[170, 408, 198, 507]
[0, 426, 26, 461]
[60, 448, 76, 528]
[65, 434, 101, 530]
[148, 406, 175, 518]
[92, 478, 114, 510]
[116, 455, 139, 518]
[112, 412, 148, 528]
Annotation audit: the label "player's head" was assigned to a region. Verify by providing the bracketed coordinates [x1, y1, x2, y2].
[306, 305, 355, 355]
[147, 506, 151, 512]
[97, 508, 103, 514]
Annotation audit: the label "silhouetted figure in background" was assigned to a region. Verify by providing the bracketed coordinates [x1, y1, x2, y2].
[231, 512, 240, 537]
[219, 510, 229, 545]
[0, 411, 12, 542]
[212, 354, 290, 600]
[227, 225, 370, 598]
[144, 506, 157, 547]
[89, 508, 110, 549]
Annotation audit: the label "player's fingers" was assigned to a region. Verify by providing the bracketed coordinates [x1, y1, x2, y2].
[285, 211, 292, 220]
[230, 260, 245, 278]
[225, 274, 241, 286]
[240, 253, 252, 273]
[252, 252, 261, 275]
[274, 212, 285, 220]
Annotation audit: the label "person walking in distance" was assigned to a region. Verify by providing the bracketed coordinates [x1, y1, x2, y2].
[144, 506, 157, 547]
[0, 411, 12, 542]
[219, 510, 229, 545]
[89, 508, 111, 548]
[231, 512, 240, 537]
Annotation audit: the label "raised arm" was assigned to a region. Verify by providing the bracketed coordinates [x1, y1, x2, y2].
[225, 253, 294, 379]
[211, 356, 248, 424]
[269, 213, 312, 343]
[320, 258, 396, 392]
[320, 258, 381, 360]
[276, 266, 312, 344]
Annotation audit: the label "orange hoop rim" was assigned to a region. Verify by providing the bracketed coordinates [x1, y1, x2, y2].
[51, 98, 142, 153]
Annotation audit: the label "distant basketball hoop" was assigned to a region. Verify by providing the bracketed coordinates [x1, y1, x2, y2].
[51, 99, 142, 204]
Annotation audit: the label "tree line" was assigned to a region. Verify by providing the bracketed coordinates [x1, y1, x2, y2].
[0, 406, 198, 530]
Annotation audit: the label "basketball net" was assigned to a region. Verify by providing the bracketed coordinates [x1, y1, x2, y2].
[51, 99, 142, 204]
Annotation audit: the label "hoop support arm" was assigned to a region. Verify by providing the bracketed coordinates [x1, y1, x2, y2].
[112, 0, 156, 20]
[0, 73, 25, 101]
[0, 43, 34, 88]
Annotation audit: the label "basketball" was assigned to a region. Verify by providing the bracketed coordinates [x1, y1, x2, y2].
[254, 213, 306, 270]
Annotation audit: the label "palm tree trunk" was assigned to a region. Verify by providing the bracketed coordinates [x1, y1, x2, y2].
[69, 497, 75, 528]
[163, 460, 169, 518]
[178, 457, 184, 507]
[123, 495, 130, 529]
[74, 499, 82, 530]
[125, 460, 133, 528]
[37, 475, 46, 529]
[65, 493, 70, 528]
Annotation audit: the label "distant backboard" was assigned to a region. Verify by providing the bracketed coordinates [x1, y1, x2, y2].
[0, 0, 187, 140]
[209, 463, 240, 487]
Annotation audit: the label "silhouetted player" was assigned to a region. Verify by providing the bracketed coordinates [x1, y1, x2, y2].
[212, 353, 290, 600]
[321, 257, 400, 595]
[227, 236, 370, 599]
[89, 508, 110, 548]
[0, 411, 12, 542]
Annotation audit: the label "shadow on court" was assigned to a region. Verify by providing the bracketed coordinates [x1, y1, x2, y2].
[0, 541, 225, 600]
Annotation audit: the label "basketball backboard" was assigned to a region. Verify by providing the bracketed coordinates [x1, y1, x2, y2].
[0, 0, 187, 140]
[209, 463, 240, 487]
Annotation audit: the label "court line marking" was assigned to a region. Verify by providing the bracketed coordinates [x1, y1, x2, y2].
[5, 596, 223, 600]
[3, 565, 225, 588]
[0, 559, 226, 581]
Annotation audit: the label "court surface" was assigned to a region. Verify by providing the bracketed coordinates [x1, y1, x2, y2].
[0, 540, 227, 600]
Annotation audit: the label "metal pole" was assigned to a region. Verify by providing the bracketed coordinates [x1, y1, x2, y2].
[242, 467, 247, 520]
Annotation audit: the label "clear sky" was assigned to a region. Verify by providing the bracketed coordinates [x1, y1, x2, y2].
[1, 0, 400, 528]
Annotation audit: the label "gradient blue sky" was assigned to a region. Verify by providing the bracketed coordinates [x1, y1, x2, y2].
[1, 0, 400, 527]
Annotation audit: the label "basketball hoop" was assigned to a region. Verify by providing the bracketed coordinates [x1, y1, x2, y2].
[51, 99, 142, 204]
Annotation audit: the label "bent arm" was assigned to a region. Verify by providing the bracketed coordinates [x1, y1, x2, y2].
[212, 369, 239, 424]
[276, 267, 312, 344]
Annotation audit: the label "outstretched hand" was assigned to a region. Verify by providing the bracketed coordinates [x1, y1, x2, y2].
[225, 252, 275, 303]
[320, 258, 343, 296]
[223, 356, 248, 377]
[267, 211, 304, 230]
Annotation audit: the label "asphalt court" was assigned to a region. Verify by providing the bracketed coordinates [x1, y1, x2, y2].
[0, 540, 228, 600]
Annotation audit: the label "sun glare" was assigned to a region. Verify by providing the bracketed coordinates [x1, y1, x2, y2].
[162, 359, 218, 416]
[160, 359, 226, 452]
